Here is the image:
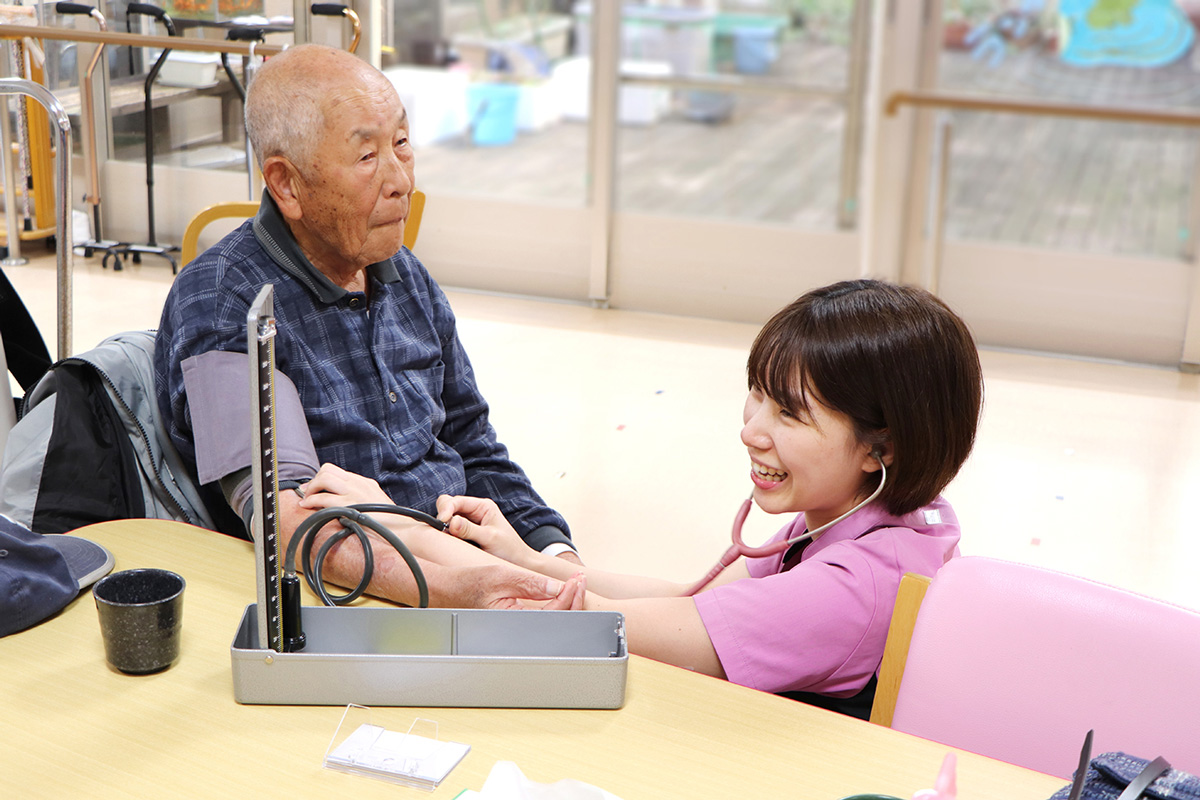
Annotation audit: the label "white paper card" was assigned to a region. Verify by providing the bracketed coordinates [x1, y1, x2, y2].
[325, 723, 470, 789]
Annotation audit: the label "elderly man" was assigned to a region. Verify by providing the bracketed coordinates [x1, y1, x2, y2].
[155, 44, 577, 608]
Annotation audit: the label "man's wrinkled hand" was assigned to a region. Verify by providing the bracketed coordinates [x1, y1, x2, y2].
[435, 564, 583, 610]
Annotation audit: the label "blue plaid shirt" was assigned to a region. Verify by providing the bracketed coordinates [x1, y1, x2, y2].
[154, 194, 571, 551]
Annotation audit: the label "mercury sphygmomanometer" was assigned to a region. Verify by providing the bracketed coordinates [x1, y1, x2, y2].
[248, 285, 442, 654]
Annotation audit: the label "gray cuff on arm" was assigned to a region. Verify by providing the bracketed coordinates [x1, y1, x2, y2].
[522, 524, 574, 555]
[182, 351, 320, 517]
[222, 467, 315, 527]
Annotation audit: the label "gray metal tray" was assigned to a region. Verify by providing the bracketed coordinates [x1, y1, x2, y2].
[231, 605, 628, 709]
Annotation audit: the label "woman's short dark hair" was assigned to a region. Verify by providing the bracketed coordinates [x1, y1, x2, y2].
[747, 279, 983, 517]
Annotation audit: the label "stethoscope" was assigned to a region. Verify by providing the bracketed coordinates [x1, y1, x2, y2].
[683, 455, 887, 596]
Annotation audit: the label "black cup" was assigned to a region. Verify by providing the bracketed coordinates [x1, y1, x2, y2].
[93, 568, 185, 674]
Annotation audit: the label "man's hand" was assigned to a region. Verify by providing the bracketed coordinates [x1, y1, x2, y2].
[427, 563, 585, 610]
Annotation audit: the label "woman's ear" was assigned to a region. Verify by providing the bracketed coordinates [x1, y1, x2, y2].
[262, 156, 303, 222]
[862, 440, 893, 472]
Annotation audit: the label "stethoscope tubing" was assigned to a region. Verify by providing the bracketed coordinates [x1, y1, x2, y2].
[683, 458, 887, 596]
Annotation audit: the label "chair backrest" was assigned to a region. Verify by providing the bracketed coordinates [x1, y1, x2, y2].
[872, 556, 1200, 778]
[180, 201, 259, 267]
[180, 189, 427, 268]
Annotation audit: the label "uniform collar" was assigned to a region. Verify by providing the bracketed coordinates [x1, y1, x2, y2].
[251, 190, 402, 304]
[802, 496, 956, 557]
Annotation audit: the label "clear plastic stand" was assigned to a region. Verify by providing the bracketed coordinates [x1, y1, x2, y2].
[323, 704, 471, 792]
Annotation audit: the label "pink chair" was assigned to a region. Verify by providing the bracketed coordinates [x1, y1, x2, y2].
[870, 556, 1200, 778]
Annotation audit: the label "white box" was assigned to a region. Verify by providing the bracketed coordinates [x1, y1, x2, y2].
[551, 56, 670, 126]
[383, 65, 470, 147]
[155, 50, 221, 88]
[517, 80, 561, 132]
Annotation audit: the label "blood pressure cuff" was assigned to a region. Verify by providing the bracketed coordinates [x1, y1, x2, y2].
[182, 351, 319, 519]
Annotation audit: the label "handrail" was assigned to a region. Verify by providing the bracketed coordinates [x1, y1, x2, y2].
[621, 71, 847, 103]
[890, 87, 1200, 370]
[886, 89, 1200, 128]
[0, 78, 72, 359]
[0, 23, 287, 56]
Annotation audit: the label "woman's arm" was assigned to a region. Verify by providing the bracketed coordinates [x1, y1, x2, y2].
[587, 593, 727, 679]
[294, 477, 734, 675]
[438, 494, 697, 599]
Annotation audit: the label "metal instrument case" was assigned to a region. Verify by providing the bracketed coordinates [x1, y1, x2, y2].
[231, 605, 628, 709]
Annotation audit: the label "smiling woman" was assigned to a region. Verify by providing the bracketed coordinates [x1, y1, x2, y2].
[740, 388, 875, 529]
[745, 280, 983, 521]
[408, 279, 986, 719]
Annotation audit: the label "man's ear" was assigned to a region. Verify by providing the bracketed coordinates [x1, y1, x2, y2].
[262, 156, 303, 222]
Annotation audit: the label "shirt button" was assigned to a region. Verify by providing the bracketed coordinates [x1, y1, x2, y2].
[389, 391, 397, 403]
[348, 297, 362, 309]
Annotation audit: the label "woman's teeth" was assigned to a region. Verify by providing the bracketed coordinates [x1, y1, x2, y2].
[753, 463, 787, 481]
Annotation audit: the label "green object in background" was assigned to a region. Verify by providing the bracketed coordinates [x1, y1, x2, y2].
[713, 13, 789, 72]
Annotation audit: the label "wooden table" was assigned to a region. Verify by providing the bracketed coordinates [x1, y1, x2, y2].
[1, 519, 1068, 798]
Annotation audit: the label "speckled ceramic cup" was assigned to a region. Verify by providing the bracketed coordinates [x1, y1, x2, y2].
[93, 569, 185, 674]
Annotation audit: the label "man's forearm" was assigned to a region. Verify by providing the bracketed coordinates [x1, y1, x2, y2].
[277, 488, 432, 606]
[278, 489, 546, 608]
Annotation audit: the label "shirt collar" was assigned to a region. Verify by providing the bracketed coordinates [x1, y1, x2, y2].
[802, 495, 956, 558]
[251, 190, 402, 304]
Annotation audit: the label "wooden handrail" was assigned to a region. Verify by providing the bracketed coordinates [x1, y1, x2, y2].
[0, 23, 287, 57]
[886, 89, 1200, 128]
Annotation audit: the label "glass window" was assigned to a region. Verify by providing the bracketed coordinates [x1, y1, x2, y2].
[937, 0, 1200, 260]
[611, 0, 862, 230]
[385, 0, 589, 206]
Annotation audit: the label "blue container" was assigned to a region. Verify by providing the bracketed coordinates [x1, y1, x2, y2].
[733, 26, 778, 75]
[468, 83, 520, 146]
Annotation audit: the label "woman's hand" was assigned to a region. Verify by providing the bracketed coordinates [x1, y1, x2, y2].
[296, 463, 392, 510]
[542, 573, 586, 610]
[436, 494, 536, 567]
[293, 463, 467, 565]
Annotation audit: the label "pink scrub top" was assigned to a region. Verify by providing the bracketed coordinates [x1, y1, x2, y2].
[693, 496, 960, 698]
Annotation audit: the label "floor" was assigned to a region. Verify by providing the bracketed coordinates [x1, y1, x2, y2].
[4, 248, 1199, 612]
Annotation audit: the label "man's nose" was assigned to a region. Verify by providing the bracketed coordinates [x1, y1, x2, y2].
[382, 150, 412, 196]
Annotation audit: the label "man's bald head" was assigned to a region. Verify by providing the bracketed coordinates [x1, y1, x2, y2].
[244, 44, 393, 175]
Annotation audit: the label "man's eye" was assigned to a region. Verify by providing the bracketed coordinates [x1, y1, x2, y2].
[396, 137, 409, 148]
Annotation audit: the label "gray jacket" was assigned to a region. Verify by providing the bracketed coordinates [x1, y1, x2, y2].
[0, 330, 216, 531]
